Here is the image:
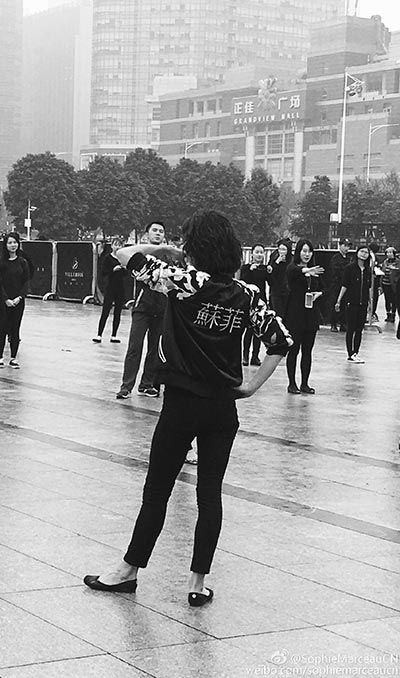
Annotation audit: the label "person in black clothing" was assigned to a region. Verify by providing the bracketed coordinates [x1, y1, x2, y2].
[84, 210, 292, 606]
[240, 243, 268, 366]
[329, 237, 351, 332]
[284, 239, 324, 394]
[116, 222, 167, 399]
[381, 247, 397, 323]
[335, 245, 372, 363]
[93, 236, 126, 343]
[0, 233, 30, 369]
[266, 238, 292, 317]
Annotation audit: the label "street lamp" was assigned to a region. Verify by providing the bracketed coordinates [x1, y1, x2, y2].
[366, 123, 400, 182]
[24, 199, 37, 241]
[184, 140, 203, 158]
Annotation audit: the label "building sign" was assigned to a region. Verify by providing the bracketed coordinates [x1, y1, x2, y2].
[232, 89, 304, 127]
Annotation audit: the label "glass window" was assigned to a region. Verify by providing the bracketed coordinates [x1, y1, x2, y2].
[188, 100, 194, 116]
[267, 158, 282, 182]
[197, 101, 204, 115]
[268, 134, 283, 154]
[255, 135, 265, 155]
[180, 124, 187, 139]
[207, 99, 216, 113]
[216, 121, 222, 136]
[283, 158, 293, 179]
[284, 133, 294, 153]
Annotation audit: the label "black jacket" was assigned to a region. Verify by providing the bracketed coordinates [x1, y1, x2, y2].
[239, 263, 268, 302]
[342, 262, 371, 306]
[127, 253, 293, 398]
[284, 264, 324, 337]
[330, 251, 351, 288]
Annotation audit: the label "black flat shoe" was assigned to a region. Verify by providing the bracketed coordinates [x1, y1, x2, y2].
[188, 587, 214, 607]
[83, 575, 137, 592]
[287, 385, 300, 394]
[300, 385, 315, 394]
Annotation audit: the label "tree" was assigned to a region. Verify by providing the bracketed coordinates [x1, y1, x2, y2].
[171, 157, 205, 227]
[4, 152, 85, 239]
[244, 168, 281, 244]
[78, 156, 148, 238]
[292, 175, 335, 244]
[124, 148, 176, 232]
[174, 161, 260, 244]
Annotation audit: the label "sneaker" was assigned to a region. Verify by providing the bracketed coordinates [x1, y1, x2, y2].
[138, 386, 160, 398]
[250, 357, 261, 366]
[330, 326, 338, 333]
[92, 336, 102, 343]
[116, 388, 130, 399]
[9, 359, 20, 369]
[348, 354, 364, 363]
[110, 337, 120, 343]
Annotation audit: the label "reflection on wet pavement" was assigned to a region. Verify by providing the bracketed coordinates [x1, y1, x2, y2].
[0, 299, 400, 676]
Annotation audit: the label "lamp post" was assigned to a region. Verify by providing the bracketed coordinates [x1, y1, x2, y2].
[24, 199, 37, 241]
[184, 140, 203, 158]
[366, 123, 399, 182]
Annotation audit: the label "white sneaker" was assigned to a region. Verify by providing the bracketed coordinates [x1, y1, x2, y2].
[9, 359, 20, 369]
[349, 353, 364, 363]
[0, 358, 4, 367]
[92, 336, 102, 343]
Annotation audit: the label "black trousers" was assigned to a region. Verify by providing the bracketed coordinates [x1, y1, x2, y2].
[345, 303, 367, 357]
[286, 330, 316, 388]
[0, 300, 25, 359]
[97, 287, 124, 337]
[121, 311, 163, 392]
[242, 327, 261, 361]
[124, 386, 239, 574]
[382, 284, 396, 316]
[270, 292, 288, 319]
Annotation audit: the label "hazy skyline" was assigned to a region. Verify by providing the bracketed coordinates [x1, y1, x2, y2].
[22, 0, 400, 30]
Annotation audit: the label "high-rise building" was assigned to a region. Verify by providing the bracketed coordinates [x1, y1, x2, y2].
[21, 0, 92, 168]
[87, 0, 344, 157]
[0, 0, 23, 190]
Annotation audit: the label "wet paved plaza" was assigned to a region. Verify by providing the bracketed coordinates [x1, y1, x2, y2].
[0, 298, 400, 677]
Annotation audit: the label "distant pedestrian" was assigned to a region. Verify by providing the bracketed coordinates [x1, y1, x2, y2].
[335, 245, 372, 363]
[381, 247, 397, 323]
[240, 243, 268, 366]
[0, 233, 30, 369]
[329, 238, 351, 332]
[116, 222, 167, 399]
[266, 238, 292, 317]
[93, 237, 126, 344]
[284, 239, 324, 394]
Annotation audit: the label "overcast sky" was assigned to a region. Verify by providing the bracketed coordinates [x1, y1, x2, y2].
[22, 0, 400, 31]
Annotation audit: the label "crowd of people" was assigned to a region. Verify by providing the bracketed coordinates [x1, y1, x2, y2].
[1, 214, 400, 607]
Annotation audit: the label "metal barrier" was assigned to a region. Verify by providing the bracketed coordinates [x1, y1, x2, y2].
[21, 241, 57, 300]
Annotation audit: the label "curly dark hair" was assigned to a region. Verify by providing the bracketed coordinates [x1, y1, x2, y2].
[181, 210, 242, 275]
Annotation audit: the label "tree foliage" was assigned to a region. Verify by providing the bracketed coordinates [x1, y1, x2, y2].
[342, 174, 400, 246]
[291, 175, 335, 244]
[170, 160, 261, 244]
[78, 156, 148, 238]
[4, 152, 85, 239]
[124, 148, 176, 232]
[244, 168, 281, 244]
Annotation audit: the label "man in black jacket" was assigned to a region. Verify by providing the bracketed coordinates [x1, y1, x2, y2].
[116, 221, 166, 399]
[329, 238, 351, 332]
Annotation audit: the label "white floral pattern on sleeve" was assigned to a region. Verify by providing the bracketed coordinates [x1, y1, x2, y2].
[132, 255, 210, 300]
[236, 279, 293, 352]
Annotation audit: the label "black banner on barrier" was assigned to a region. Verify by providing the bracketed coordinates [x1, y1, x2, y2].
[22, 242, 54, 298]
[56, 242, 93, 301]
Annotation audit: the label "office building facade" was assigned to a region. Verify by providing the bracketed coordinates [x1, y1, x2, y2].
[86, 0, 344, 160]
[158, 15, 400, 193]
[21, 0, 92, 168]
[0, 0, 23, 189]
